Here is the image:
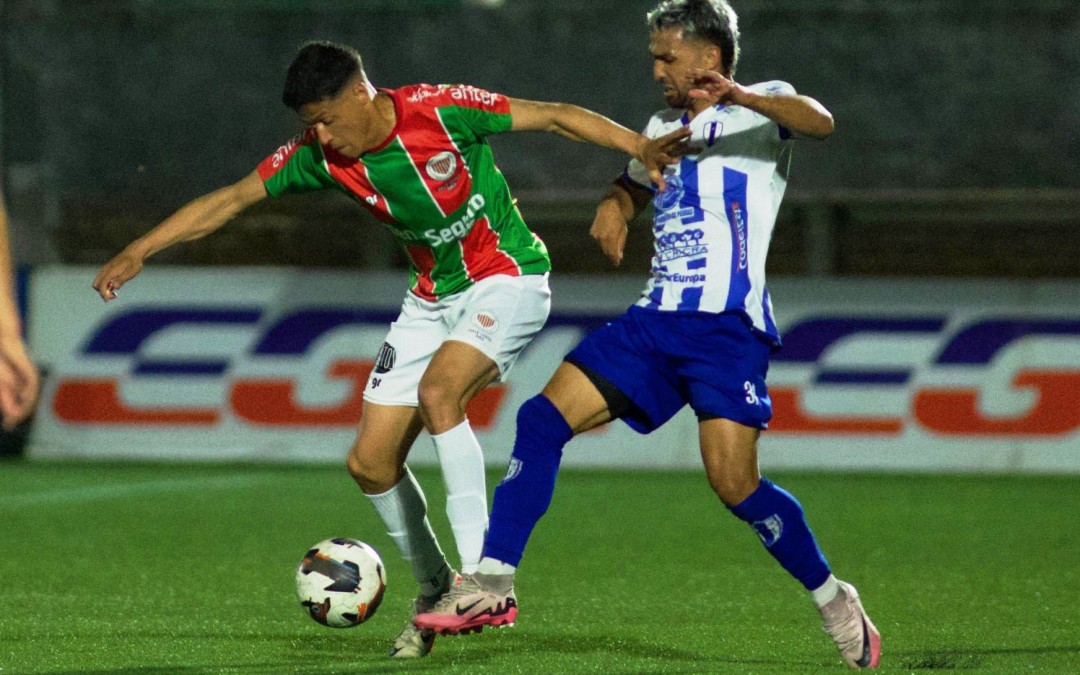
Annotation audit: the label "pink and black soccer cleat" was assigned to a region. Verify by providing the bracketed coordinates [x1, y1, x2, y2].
[413, 573, 517, 635]
[820, 581, 882, 669]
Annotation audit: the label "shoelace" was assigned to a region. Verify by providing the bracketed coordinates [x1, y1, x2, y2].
[822, 598, 864, 654]
[428, 576, 483, 613]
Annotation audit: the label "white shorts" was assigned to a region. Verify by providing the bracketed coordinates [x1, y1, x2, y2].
[362, 273, 552, 407]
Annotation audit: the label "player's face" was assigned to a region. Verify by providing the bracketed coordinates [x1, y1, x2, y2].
[650, 28, 720, 110]
[299, 79, 374, 159]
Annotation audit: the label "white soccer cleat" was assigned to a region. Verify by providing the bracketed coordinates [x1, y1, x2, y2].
[389, 569, 460, 658]
[388, 596, 438, 658]
[819, 581, 881, 669]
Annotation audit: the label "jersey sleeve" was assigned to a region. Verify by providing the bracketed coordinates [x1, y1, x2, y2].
[256, 130, 336, 198]
[622, 116, 662, 192]
[436, 84, 513, 140]
[747, 80, 799, 140]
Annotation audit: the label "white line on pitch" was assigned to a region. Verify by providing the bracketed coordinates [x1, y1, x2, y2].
[0, 472, 285, 511]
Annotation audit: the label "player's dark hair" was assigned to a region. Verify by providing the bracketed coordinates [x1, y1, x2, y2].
[282, 41, 365, 111]
[647, 0, 740, 76]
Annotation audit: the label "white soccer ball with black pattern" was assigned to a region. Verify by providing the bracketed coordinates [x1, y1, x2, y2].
[295, 537, 387, 628]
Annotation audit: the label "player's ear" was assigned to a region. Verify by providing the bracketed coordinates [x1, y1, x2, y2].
[351, 74, 372, 101]
[705, 44, 722, 72]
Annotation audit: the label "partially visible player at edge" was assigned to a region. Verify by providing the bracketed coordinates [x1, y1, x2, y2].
[0, 184, 40, 430]
[415, 0, 882, 669]
[92, 41, 687, 659]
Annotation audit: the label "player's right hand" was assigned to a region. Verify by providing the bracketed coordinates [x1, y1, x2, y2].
[92, 250, 143, 302]
[637, 126, 692, 192]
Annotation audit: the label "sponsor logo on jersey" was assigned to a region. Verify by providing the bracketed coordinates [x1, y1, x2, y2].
[657, 229, 707, 262]
[385, 194, 486, 247]
[658, 271, 706, 284]
[426, 151, 457, 181]
[270, 134, 304, 169]
[448, 85, 501, 108]
[407, 86, 443, 103]
[730, 201, 748, 271]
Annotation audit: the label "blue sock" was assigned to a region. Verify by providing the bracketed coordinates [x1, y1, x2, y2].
[483, 395, 573, 566]
[729, 477, 831, 591]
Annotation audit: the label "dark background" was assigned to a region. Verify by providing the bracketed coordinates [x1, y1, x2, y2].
[2, 0, 1078, 277]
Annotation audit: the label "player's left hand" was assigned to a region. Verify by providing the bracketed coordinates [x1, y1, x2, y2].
[689, 69, 750, 105]
[93, 249, 144, 302]
[636, 126, 692, 192]
[590, 207, 629, 267]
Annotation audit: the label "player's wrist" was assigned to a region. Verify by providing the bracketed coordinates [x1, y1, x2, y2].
[126, 238, 155, 263]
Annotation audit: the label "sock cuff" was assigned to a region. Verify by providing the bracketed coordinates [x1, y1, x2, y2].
[366, 470, 404, 502]
[431, 418, 472, 443]
[728, 476, 774, 520]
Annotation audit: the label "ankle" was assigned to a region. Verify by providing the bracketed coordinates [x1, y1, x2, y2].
[477, 556, 516, 576]
[811, 575, 840, 608]
[473, 571, 515, 594]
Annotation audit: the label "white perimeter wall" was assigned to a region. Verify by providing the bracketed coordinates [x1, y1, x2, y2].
[28, 267, 1080, 473]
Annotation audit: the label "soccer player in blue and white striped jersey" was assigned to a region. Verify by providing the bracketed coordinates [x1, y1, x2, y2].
[417, 0, 881, 668]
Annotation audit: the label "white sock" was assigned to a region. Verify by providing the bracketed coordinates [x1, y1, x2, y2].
[811, 574, 841, 607]
[477, 556, 516, 576]
[366, 466, 450, 598]
[432, 419, 489, 574]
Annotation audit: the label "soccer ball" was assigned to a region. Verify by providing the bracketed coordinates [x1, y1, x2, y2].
[295, 537, 387, 628]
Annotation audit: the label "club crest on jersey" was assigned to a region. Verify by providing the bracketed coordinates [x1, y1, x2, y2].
[426, 152, 458, 181]
[654, 174, 684, 211]
[705, 121, 724, 146]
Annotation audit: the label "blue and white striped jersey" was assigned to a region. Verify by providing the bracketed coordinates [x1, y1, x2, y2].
[624, 80, 796, 345]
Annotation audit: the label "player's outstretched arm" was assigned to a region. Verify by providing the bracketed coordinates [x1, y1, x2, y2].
[0, 191, 40, 430]
[506, 98, 689, 190]
[688, 69, 834, 140]
[92, 170, 267, 301]
[591, 180, 653, 267]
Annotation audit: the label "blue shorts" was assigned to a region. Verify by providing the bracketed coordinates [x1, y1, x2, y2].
[565, 306, 773, 433]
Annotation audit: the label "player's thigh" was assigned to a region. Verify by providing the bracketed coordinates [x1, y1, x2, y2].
[347, 401, 426, 493]
[363, 295, 449, 407]
[419, 339, 501, 410]
[445, 273, 551, 383]
[698, 417, 761, 505]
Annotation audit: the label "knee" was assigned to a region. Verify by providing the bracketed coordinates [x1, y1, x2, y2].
[346, 444, 400, 494]
[708, 472, 760, 508]
[417, 377, 463, 428]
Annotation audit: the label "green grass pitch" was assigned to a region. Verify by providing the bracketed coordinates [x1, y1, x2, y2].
[1, 460, 1077, 673]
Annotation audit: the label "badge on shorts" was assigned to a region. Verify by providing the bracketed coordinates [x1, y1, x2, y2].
[471, 311, 499, 332]
[374, 342, 396, 374]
